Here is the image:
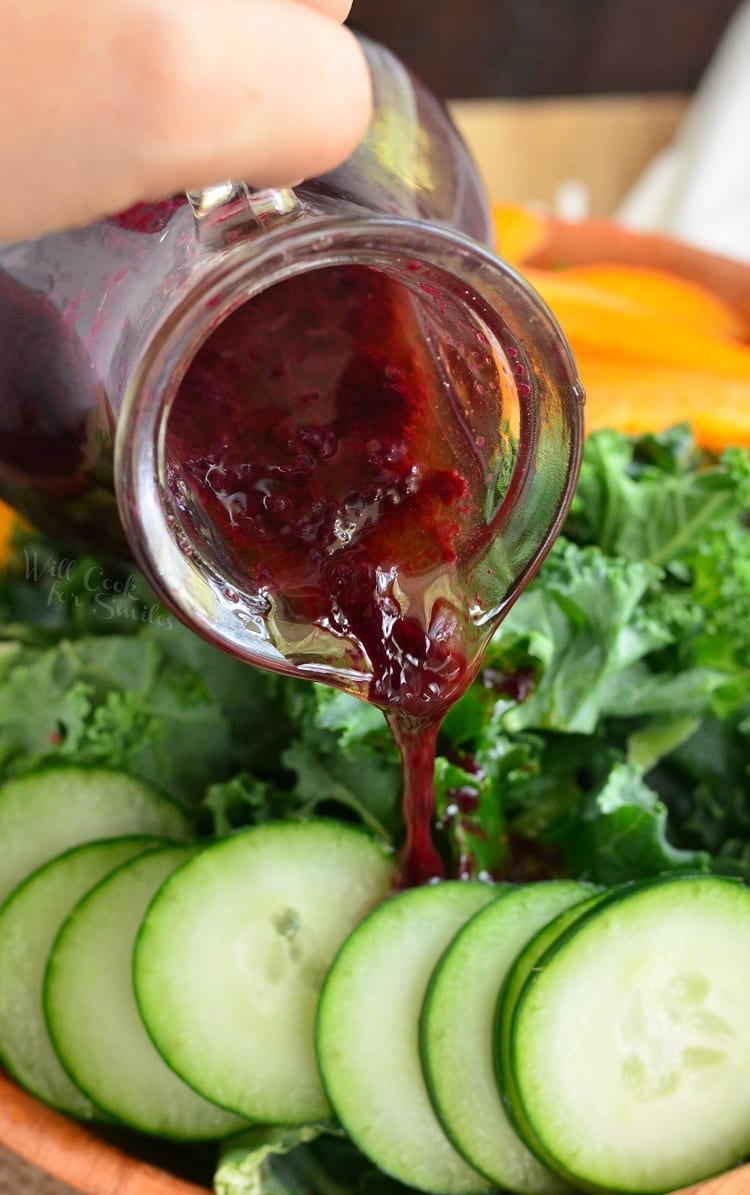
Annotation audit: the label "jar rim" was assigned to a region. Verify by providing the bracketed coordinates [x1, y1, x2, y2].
[115, 212, 584, 672]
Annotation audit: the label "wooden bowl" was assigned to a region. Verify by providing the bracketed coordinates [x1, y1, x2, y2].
[2, 218, 750, 1195]
[0, 1069, 208, 1194]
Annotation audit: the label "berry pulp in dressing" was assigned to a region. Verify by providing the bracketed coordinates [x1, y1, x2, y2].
[166, 264, 515, 884]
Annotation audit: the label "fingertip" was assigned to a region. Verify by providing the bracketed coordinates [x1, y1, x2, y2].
[269, 21, 373, 186]
[93, 0, 375, 211]
[296, 0, 354, 22]
[0, 0, 372, 239]
[165, 1, 374, 192]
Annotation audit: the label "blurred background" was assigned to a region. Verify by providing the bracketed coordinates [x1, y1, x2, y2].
[348, 0, 743, 99]
[348, 0, 750, 234]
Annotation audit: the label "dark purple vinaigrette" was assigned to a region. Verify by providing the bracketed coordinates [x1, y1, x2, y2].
[166, 264, 505, 885]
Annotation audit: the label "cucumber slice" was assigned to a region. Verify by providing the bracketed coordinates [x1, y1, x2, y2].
[317, 881, 497, 1194]
[45, 844, 247, 1140]
[421, 881, 591, 1195]
[134, 820, 394, 1124]
[0, 836, 162, 1118]
[508, 876, 750, 1194]
[496, 889, 608, 1171]
[0, 766, 191, 908]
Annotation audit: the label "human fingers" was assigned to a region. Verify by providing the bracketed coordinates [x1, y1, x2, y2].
[296, 0, 354, 23]
[0, 0, 372, 241]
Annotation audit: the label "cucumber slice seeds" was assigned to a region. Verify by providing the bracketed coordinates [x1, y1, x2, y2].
[506, 876, 750, 1194]
[0, 773, 745, 1195]
[134, 820, 394, 1125]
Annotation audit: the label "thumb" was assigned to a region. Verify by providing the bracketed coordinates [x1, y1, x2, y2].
[0, 0, 373, 241]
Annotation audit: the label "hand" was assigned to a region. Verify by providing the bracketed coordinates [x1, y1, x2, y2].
[0, 0, 371, 242]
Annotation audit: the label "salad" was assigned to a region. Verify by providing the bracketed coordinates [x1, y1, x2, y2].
[2, 211, 750, 1195]
[1, 421, 749, 1194]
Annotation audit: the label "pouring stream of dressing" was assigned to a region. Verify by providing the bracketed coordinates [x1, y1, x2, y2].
[166, 262, 542, 885]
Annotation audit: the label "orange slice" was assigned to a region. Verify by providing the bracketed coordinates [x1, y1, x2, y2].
[522, 267, 750, 379]
[557, 263, 745, 341]
[577, 356, 750, 452]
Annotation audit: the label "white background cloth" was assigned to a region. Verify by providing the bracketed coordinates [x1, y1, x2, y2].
[618, 0, 750, 262]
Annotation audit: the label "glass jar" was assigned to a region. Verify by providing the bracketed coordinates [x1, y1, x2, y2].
[0, 36, 583, 699]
